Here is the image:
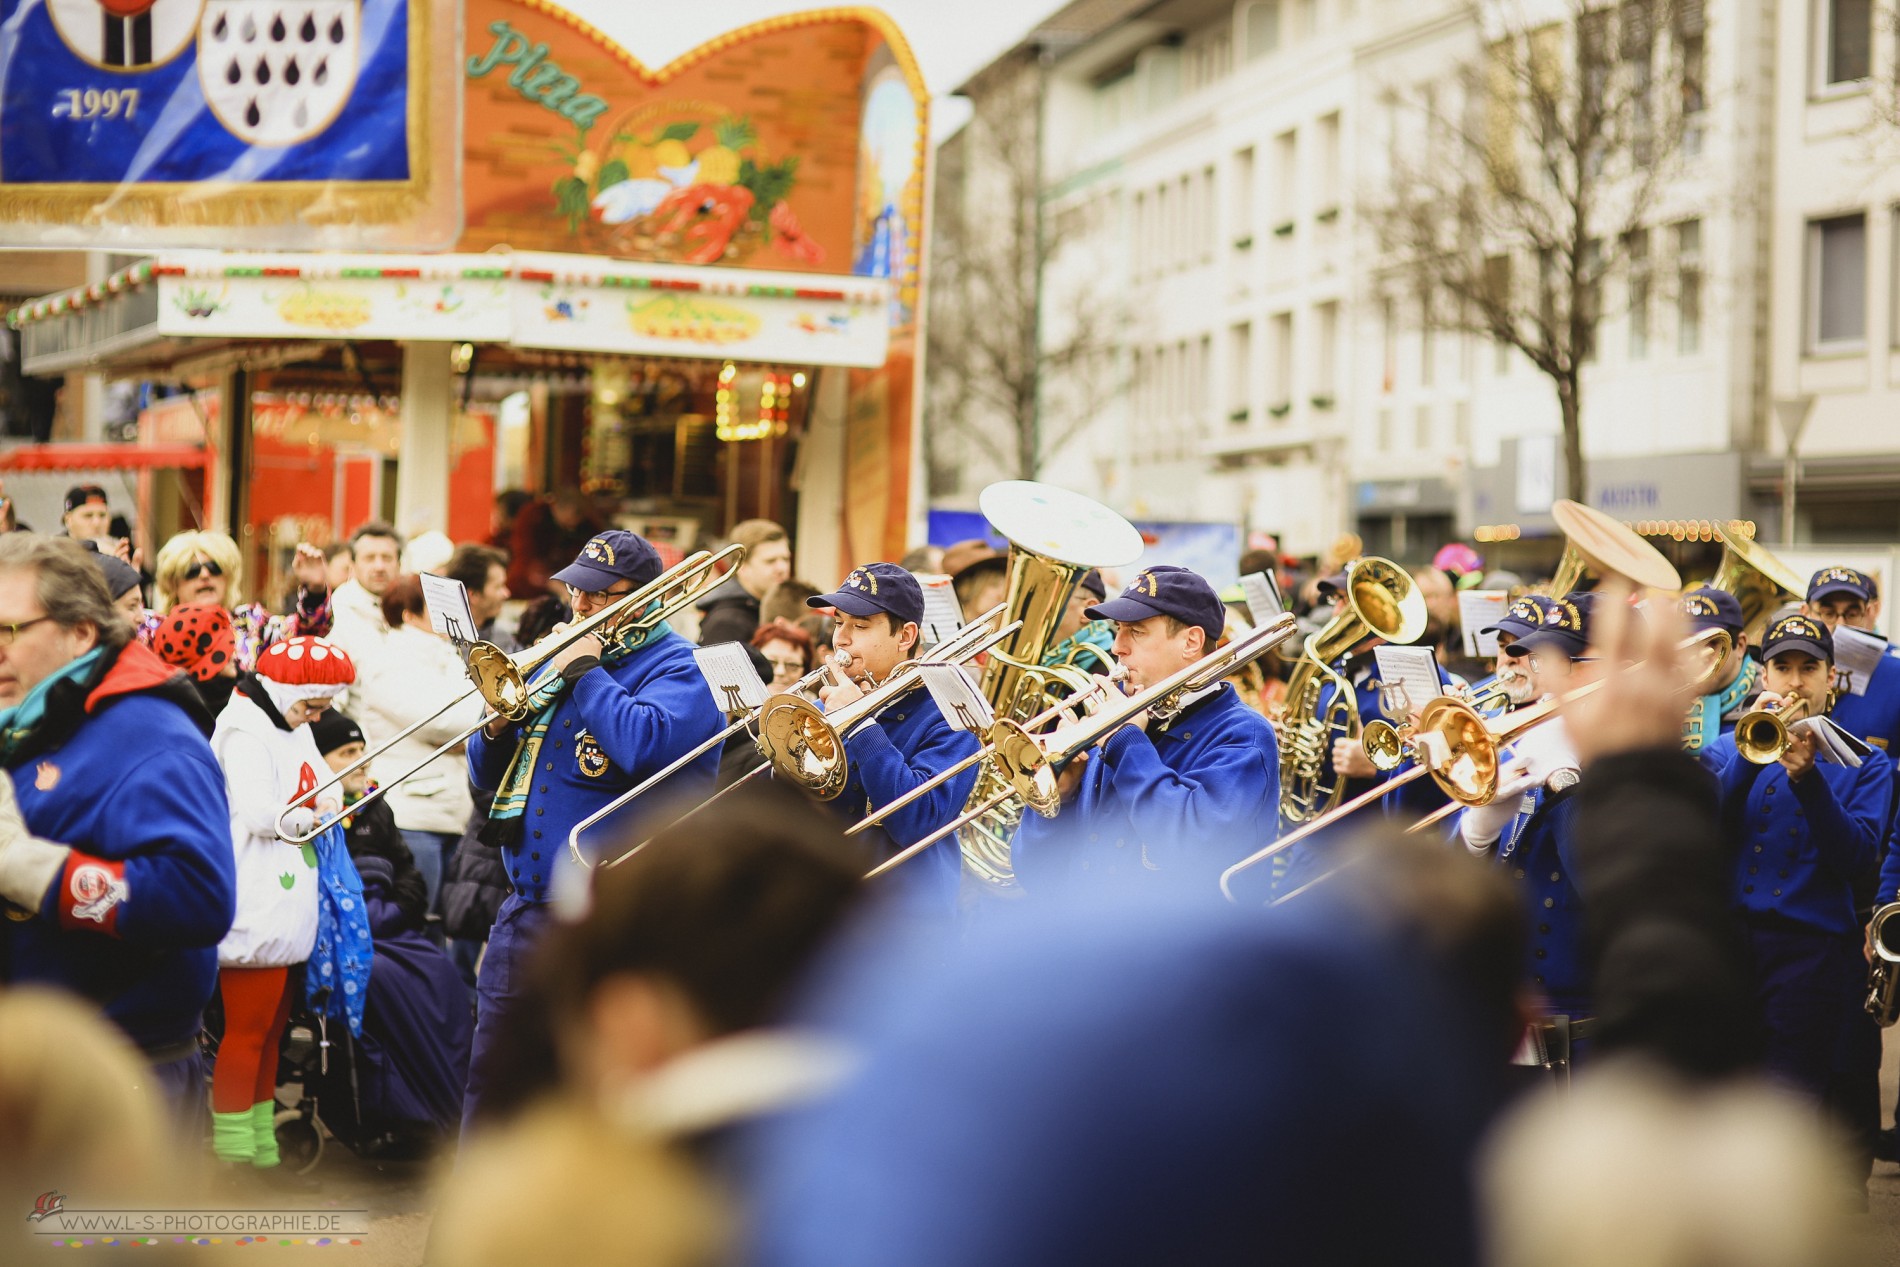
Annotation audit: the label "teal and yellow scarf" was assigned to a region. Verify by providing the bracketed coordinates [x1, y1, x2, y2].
[0, 647, 104, 765]
[1684, 656, 1761, 753]
[482, 619, 671, 848]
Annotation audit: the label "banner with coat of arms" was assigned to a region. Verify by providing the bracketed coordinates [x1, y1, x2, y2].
[0, 0, 460, 248]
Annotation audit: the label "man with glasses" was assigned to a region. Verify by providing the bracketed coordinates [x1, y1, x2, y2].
[460, 530, 724, 1134]
[0, 535, 235, 1125]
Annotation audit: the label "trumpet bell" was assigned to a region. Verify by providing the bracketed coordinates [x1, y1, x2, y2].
[1550, 500, 1682, 595]
[1868, 903, 1900, 1027]
[1361, 719, 1407, 772]
[1734, 696, 1808, 765]
[758, 695, 849, 800]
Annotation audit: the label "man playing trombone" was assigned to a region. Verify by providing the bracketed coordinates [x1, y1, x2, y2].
[460, 530, 726, 1132]
[1013, 566, 1280, 896]
[806, 563, 981, 911]
[1679, 586, 1753, 762]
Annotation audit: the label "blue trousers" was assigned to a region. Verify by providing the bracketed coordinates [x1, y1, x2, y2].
[399, 829, 457, 914]
[1746, 920, 1863, 1103]
[459, 894, 551, 1140]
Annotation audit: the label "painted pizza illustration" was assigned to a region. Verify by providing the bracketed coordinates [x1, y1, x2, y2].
[196, 0, 359, 146]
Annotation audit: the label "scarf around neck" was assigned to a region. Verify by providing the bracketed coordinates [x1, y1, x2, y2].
[0, 647, 106, 765]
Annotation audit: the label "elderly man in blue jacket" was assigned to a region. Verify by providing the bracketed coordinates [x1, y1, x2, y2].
[0, 535, 234, 1119]
[463, 529, 724, 1132]
[1705, 613, 1892, 1103]
[1014, 565, 1279, 898]
[802, 563, 978, 913]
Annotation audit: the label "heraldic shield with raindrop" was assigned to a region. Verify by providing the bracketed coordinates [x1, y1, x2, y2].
[0, 0, 460, 248]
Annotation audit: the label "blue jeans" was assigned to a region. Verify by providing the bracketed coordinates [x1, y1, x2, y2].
[460, 895, 551, 1139]
[399, 829, 457, 914]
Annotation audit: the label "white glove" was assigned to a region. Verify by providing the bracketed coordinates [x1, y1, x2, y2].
[1459, 758, 1534, 853]
[0, 767, 73, 911]
[280, 807, 318, 839]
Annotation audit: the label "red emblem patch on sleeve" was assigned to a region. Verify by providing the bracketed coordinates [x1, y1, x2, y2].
[57, 854, 127, 937]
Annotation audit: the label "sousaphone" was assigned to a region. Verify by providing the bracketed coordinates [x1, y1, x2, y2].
[1548, 499, 1682, 595]
[1710, 521, 1806, 642]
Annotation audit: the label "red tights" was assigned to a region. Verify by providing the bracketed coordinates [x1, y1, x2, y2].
[212, 966, 292, 1114]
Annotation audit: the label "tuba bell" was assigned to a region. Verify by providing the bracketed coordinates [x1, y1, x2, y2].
[1276, 556, 1428, 824]
[1710, 521, 1806, 643]
[954, 482, 1146, 888]
[1548, 499, 1683, 596]
[1867, 902, 1900, 1027]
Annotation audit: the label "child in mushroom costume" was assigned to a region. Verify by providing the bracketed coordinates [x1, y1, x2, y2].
[208, 636, 369, 1182]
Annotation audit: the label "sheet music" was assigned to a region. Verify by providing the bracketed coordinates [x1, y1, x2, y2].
[1792, 715, 1870, 768]
[1373, 645, 1444, 718]
[692, 643, 769, 715]
[917, 575, 965, 651]
[1458, 591, 1511, 659]
[1240, 572, 1284, 625]
[917, 662, 996, 734]
[1832, 625, 1886, 698]
[418, 574, 480, 645]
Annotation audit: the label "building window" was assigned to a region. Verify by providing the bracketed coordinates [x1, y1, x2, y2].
[1419, 286, 1436, 387]
[1316, 111, 1342, 214]
[1178, 174, 1193, 269]
[1315, 301, 1339, 402]
[1376, 408, 1393, 449]
[1414, 404, 1432, 449]
[1269, 311, 1294, 413]
[1243, 0, 1281, 60]
[1132, 191, 1148, 279]
[1809, 213, 1867, 348]
[1381, 296, 1397, 391]
[1272, 128, 1298, 231]
[1229, 323, 1253, 420]
[1675, 220, 1702, 354]
[1233, 147, 1256, 250]
[1819, 0, 1872, 88]
[1202, 166, 1217, 263]
[1626, 228, 1650, 359]
[1453, 400, 1471, 447]
[1197, 335, 1212, 433]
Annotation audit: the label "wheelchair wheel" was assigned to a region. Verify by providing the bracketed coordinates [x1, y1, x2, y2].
[273, 1108, 324, 1175]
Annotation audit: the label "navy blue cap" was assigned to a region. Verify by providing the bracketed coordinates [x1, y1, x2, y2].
[1807, 566, 1877, 604]
[1481, 595, 1558, 642]
[1086, 565, 1225, 642]
[810, 563, 924, 627]
[1761, 613, 1833, 663]
[1680, 586, 1744, 637]
[1504, 593, 1589, 659]
[551, 530, 663, 593]
[1079, 569, 1106, 600]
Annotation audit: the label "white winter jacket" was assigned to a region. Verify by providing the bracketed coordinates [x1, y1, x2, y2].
[356, 624, 486, 836]
[326, 579, 389, 720]
[212, 690, 323, 968]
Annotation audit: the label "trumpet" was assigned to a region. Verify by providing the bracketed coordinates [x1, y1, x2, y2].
[1866, 902, 1900, 1027]
[1360, 670, 1526, 772]
[589, 605, 1017, 869]
[868, 614, 1301, 879]
[276, 545, 742, 845]
[1733, 695, 1812, 765]
[1221, 627, 1735, 900]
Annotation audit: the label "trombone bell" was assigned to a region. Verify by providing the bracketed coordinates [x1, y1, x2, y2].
[1549, 499, 1682, 595]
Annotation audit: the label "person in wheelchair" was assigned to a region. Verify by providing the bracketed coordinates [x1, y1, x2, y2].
[308, 711, 472, 1153]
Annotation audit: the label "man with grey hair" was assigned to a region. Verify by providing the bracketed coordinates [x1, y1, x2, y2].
[0, 535, 235, 1119]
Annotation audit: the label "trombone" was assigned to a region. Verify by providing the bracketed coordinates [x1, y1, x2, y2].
[275, 545, 743, 845]
[867, 613, 1301, 879]
[1220, 627, 1735, 900]
[589, 606, 1018, 869]
[1360, 670, 1525, 771]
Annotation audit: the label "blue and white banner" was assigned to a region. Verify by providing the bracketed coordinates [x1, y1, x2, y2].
[0, 0, 459, 247]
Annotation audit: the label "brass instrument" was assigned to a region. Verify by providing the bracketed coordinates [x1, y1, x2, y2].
[1548, 499, 1682, 595]
[1224, 627, 1736, 899]
[276, 545, 744, 845]
[954, 482, 1146, 889]
[1277, 557, 1428, 824]
[872, 614, 1301, 878]
[1866, 902, 1900, 1027]
[1710, 522, 1806, 642]
[1733, 695, 1812, 765]
[591, 606, 1018, 869]
[1360, 671, 1526, 772]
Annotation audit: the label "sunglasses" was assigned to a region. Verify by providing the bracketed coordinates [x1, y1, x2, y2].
[183, 560, 224, 582]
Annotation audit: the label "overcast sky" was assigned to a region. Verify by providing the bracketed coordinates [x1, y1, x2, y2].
[550, 1, 1045, 140]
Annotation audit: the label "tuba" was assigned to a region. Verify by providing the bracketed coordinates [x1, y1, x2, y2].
[1548, 499, 1682, 595]
[1710, 521, 1806, 642]
[1276, 557, 1428, 824]
[955, 482, 1145, 888]
[1867, 903, 1900, 1027]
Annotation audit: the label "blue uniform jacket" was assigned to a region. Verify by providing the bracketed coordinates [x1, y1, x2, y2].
[1708, 733, 1892, 937]
[467, 631, 724, 902]
[1014, 684, 1279, 896]
[824, 685, 980, 914]
[3, 672, 235, 1052]
[1831, 642, 1900, 757]
[1478, 785, 1589, 1012]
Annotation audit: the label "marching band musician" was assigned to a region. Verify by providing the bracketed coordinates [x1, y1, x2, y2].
[1801, 567, 1900, 754]
[461, 529, 725, 1133]
[1703, 615, 1892, 1107]
[1679, 587, 1753, 763]
[1043, 569, 1116, 677]
[1459, 593, 1597, 1025]
[1474, 595, 1560, 716]
[805, 563, 981, 912]
[1014, 566, 1279, 896]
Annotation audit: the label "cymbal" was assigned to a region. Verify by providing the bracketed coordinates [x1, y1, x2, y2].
[1550, 499, 1682, 592]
